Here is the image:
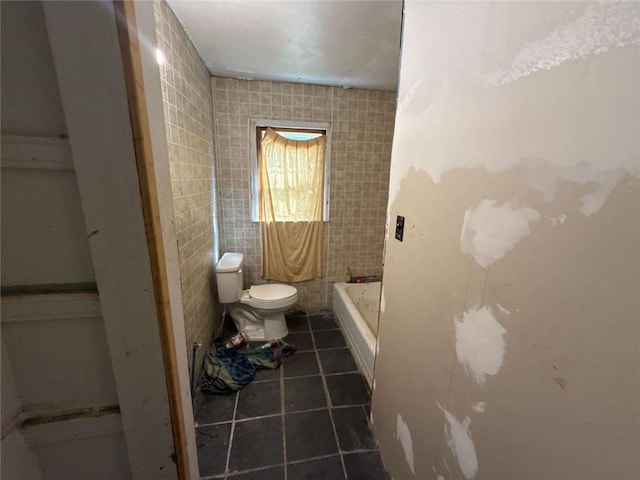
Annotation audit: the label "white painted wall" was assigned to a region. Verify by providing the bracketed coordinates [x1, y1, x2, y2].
[1, 296, 127, 480]
[24, 414, 129, 480]
[1, 430, 44, 480]
[1, 137, 95, 285]
[1, 138, 126, 479]
[1, 335, 43, 480]
[2, 294, 119, 412]
[1, 337, 22, 428]
[167, 0, 402, 89]
[1, 2, 132, 478]
[0, 1, 66, 136]
[1, 1, 94, 287]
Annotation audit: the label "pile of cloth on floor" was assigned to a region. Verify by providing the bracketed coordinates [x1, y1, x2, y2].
[200, 338, 295, 394]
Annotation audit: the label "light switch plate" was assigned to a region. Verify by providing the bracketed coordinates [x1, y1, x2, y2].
[395, 215, 405, 241]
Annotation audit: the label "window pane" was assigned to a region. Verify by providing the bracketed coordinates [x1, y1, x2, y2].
[276, 131, 322, 141]
[260, 129, 323, 141]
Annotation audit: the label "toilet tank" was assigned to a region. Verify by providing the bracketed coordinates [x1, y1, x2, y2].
[216, 252, 244, 303]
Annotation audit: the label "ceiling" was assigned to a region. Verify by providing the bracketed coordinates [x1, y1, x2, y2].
[166, 0, 403, 91]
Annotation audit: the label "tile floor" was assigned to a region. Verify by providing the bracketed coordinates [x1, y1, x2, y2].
[193, 310, 389, 480]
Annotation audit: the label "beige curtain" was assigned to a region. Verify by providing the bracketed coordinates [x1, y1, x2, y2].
[259, 128, 326, 282]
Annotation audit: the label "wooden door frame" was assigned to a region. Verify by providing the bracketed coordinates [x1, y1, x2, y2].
[114, 2, 197, 478]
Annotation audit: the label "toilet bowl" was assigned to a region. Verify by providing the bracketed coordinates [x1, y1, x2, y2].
[215, 252, 298, 341]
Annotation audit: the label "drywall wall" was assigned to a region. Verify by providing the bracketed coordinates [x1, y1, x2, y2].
[372, 2, 640, 479]
[154, 0, 222, 374]
[212, 77, 395, 308]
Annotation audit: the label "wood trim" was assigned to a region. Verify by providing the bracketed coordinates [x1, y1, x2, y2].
[3, 406, 122, 444]
[1, 135, 74, 170]
[23, 409, 123, 446]
[113, 2, 190, 479]
[1, 292, 101, 323]
[1, 283, 98, 297]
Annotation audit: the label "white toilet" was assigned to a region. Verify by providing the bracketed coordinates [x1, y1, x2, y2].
[215, 252, 298, 341]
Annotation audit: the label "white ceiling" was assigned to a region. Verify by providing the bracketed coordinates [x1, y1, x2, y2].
[166, 0, 403, 91]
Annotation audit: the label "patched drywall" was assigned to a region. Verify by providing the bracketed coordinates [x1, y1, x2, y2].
[460, 200, 539, 268]
[483, 2, 640, 87]
[387, 3, 639, 209]
[454, 306, 507, 384]
[441, 407, 479, 480]
[396, 414, 415, 475]
[372, 1, 640, 479]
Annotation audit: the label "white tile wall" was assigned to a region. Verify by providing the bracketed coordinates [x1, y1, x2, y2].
[212, 77, 396, 308]
[154, 0, 221, 367]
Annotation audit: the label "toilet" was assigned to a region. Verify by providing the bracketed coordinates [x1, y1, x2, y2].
[215, 252, 298, 341]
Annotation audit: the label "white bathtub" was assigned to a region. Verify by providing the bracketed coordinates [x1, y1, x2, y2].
[332, 281, 380, 389]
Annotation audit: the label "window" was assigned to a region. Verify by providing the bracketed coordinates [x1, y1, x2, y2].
[250, 119, 331, 222]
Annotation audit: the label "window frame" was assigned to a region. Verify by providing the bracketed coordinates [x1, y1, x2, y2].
[249, 118, 332, 222]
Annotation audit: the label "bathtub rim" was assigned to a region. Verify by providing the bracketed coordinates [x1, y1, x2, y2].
[332, 281, 378, 390]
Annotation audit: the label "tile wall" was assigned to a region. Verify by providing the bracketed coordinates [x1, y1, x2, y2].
[212, 78, 396, 308]
[154, 0, 221, 371]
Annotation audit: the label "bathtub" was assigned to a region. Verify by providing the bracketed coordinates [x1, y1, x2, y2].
[332, 281, 380, 389]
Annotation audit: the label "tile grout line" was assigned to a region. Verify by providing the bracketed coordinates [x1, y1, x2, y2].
[223, 391, 240, 479]
[286, 448, 377, 465]
[197, 400, 371, 429]
[308, 316, 350, 479]
[284, 370, 361, 380]
[281, 339, 288, 480]
[207, 448, 386, 480]
[312, 345, 352, 352]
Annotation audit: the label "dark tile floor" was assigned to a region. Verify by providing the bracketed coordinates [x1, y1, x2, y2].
[193, 310, 389, 480]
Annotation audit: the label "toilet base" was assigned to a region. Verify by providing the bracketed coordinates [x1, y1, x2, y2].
[229, 305, 289, 341]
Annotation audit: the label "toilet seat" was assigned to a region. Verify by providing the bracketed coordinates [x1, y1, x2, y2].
[239, 284, 297, 310]
[250, 284, 297, 301]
